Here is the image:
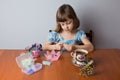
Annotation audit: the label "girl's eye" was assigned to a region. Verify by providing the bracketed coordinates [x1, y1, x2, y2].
[61, 23, 64, 26]
[67, 21, 72, 25]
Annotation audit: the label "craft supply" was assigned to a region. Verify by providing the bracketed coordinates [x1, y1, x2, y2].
[42, 61, 51, 66]
[25, 43, 42, 58]
[44, 50, 61, 61]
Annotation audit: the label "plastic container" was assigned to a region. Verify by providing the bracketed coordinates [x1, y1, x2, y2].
[16, 53, 42, 75]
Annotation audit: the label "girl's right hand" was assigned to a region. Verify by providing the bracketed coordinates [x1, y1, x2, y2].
[55, 42, 63, 50]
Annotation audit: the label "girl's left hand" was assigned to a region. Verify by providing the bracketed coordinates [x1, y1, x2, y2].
[63, 44, 75, 52]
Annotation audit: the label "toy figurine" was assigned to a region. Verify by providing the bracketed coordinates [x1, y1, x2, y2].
[25, 43, 42, 58]
[44, 50, 61, 61]
[16, 53, 42, 75]
[71, 49, 94, 77]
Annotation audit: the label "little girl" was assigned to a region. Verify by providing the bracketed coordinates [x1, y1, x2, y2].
[43, 4, 94, 52]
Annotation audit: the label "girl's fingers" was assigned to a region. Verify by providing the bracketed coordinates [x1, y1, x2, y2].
[58, 42, 63, 45]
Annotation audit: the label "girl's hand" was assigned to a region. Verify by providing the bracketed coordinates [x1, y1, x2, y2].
[55, 42, 63, 50]
[63, 44, 75, 52]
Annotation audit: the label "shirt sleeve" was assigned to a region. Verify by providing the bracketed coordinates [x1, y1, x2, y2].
[47, 30, 58, 43]
[77, 30, 87, 41]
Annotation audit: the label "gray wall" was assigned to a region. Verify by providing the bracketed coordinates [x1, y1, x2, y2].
[0, 0, 120, 49]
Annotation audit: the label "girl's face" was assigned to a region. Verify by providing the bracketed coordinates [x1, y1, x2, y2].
[59, 19, 74, 32]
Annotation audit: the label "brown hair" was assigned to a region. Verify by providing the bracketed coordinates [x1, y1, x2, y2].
[55, 4, 80, 33]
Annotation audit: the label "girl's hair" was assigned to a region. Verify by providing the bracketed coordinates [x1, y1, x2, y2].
[55, 4, 80, 33]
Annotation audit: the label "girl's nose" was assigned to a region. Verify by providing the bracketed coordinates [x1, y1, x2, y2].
[66, 26, 68, 29]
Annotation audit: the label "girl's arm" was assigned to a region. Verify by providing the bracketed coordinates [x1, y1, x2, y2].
[63, 37, 94, 52]
[42, 41, 63, 50]
[74, 37, 94, 52]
